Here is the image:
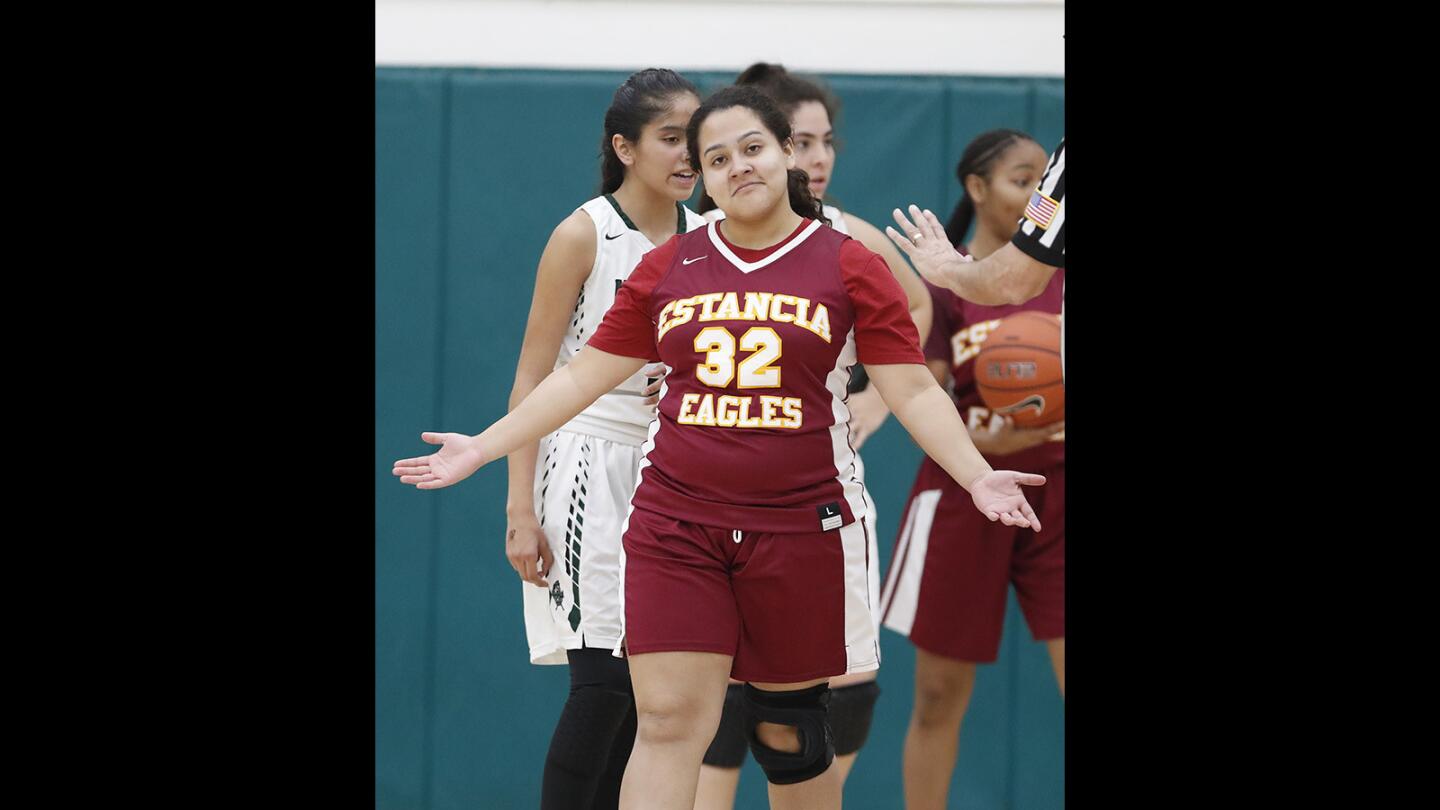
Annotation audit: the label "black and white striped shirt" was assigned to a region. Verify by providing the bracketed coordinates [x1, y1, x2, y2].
[1012, 139, 1065, 268]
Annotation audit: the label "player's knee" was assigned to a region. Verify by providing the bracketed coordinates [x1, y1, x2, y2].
[829, 681, 880, 755]
[912, 670, 974, 729]
[742, 683, 833, 785]
[755, 721, 801, 753]
[635, 692, 707, 747]
[701, 683, 748, 768]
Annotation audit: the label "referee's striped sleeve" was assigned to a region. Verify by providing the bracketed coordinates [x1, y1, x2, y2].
[1011, 139, 1065, 268]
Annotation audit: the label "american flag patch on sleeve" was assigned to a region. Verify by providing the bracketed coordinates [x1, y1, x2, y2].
[1024, 191, 1059, 230]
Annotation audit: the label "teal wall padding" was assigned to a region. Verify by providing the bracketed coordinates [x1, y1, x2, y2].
[377, 67, 1063, 810]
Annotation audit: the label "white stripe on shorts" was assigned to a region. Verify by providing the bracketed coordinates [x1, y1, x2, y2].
[842, 519, 881, 673]
[879, 489, 942, 636]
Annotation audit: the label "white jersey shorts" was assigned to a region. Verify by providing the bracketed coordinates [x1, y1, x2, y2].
[523, 429, 644, 665]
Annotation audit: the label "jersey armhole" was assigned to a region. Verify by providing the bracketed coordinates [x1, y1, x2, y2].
[574, 206, 603, 279]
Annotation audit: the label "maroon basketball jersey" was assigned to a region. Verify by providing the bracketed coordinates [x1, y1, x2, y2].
[588, 218, 922, 533]
[924, 261, 1065, 471]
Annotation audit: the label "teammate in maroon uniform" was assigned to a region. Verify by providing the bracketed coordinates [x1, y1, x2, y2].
[876, 129, 1065, 810]
[392, 88, 1045, 810]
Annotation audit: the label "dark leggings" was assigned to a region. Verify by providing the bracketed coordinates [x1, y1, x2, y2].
[539, 648, 637, 810]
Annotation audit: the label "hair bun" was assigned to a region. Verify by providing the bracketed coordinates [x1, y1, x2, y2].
[736, 62, 786, 85]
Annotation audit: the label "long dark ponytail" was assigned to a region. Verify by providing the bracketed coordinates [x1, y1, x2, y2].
[686, 85, 829, 225]
[598, 68, 699, 194]
[943, 129, 1037, 245]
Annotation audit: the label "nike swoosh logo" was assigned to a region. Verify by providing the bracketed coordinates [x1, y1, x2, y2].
[605, 233, 624, 240]
[996, 395, 1046, 415]
[682, 256, 708, 265]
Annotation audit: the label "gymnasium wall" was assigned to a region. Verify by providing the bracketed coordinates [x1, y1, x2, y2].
[376, 66, 1064, 810]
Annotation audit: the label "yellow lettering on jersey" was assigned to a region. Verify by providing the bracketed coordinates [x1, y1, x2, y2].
[966, 405, 1001, 434]
[736, 397, 762, 428]
[674, 393, 802, 429]
[661, 293, 831, 344]
[759, 396, 783, 428]
[714, 291, 742, 321]
[770, 294, 797, 323]
[696, 292, 724, 320]
[742, 292, 773, 321]
[715, 395, 741, 427]
[693, 392, 716, 425]
[677, 392, 702, 425]
[792, 297, 811, 330]
[807, 303, 831, 343]
[658, 297, 698, 342]
[952, 318, 1002, 366]
[782, 397, 803, 428]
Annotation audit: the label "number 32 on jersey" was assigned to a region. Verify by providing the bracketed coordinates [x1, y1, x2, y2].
[677, 325, 803, 429]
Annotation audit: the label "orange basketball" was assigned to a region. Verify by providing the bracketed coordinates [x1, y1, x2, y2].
[975, 311, 1064, 427]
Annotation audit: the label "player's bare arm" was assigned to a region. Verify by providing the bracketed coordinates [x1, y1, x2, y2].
[394, 346, 647, 490]
[886, 205, 1057, 306]
[865, 362, 1045, 530]
[969, 419, 1066, 457]
[503, 210, 596, 585]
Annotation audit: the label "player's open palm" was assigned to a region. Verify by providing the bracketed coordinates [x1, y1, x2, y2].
[969, 470, 1047, 531]
[392, 432, 485, 490]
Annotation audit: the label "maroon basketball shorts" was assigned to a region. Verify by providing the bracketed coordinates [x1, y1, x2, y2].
[618, 506, 881, 683]
[878, 461, 1064, 663]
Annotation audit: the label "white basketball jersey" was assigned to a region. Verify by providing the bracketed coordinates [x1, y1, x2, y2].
[556, 195, 707, 445]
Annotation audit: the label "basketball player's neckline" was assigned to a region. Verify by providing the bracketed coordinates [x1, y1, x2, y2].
[707, 219, 822, 274]
[603, 194, 690, 242]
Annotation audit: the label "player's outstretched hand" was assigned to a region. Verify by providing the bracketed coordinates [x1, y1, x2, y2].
[392, 432, 486, 490]
[885, 204, 972, 288]
[968, 470, 1047, 531]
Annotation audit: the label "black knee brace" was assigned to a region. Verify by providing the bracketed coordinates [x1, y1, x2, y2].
[540, 649, 635, 810]
[829, 681, 880, 756]
[741, 683, 834, 785]
[702, 683, 748, 768]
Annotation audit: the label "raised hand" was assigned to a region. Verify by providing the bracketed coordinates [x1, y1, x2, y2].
[885, 204, 972, 289]
[392, 432, 486, 490]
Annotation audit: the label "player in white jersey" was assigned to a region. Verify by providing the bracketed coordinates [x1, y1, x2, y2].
[504, 68, 706, 810]
[692, 63, 933, 809]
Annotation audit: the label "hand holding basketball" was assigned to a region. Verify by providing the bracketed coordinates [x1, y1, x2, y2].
[967, 470, 1047, 531]
[392, 432, 487, 490]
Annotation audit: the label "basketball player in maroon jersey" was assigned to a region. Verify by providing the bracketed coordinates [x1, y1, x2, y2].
[692, 62, 932, 810]
[877, 129, 1065, 810]
[393, 87, 1045, 810]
